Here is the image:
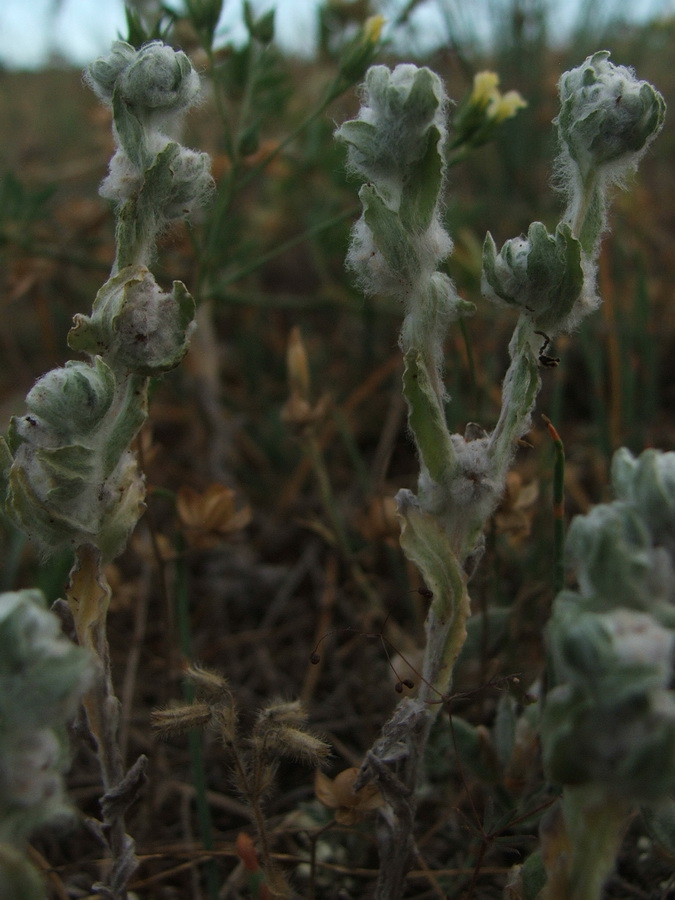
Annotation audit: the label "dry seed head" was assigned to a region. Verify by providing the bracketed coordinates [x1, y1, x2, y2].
[271, 726, 331, 765]
[252, 699, 330, 766]
[212, 704, 238, 744]
[256, 698, 307, 729]
[151, 701, 212, 736]
[184, 662, 230, 702]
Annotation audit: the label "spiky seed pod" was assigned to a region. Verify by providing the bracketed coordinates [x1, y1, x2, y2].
[184, 664, 230, 702]
[151, 702, 213, 738]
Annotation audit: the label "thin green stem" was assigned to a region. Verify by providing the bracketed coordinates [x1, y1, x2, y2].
[174, 532, 220, 900]
[207, 205, 359, 294]
[0, 233, 111, 271]
[543, 415, 566, 595]
[305, 431, 379, 606]
[200, 73, 348, 277]
[306, 433, 352, 558]
[458, 315, 478, 412]
[229, 76, 349, 197]
[205, 47, 235, 158]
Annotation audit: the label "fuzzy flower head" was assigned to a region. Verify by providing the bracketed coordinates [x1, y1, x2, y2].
[86, 40, 213, 258]
[543, 603, 675, 799]
[482, 221, 585, 333]
[85, 40, 137, 104]
[336, 64, 448, 208]
[86, 41, 200, 123]
[336, 65, 454, 305]
[612, 448, 675, 555]
[556, 50, 665, 186]
[565, 448, 675, 615]
[69, 265, 196, 376]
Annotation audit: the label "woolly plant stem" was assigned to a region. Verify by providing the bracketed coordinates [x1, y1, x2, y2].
[66, 545, 140, 899]
[543, 415, 566, 595]
[488, 316, 540, 478]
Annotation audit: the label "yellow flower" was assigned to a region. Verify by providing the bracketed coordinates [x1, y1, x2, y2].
[470, 71, 527, 123]
[364, 15, 385, 45]
[471, 71, 500, 107]
[488, 89, 528, 122]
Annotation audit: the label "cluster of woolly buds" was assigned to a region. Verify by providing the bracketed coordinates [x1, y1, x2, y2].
[0, 590, 91, 844]
[0, 41, 208, 563]
[337, 64, 448, 202]
[542, 448, 675, 801]
[68, 265, 196, 376]
[86, 41, 213, 258]
[0, 353, 146, 561]
[482, 53, 665, 333]
[86, 40, 200, 132]
[18, 356, 115, 442]
[566, 448, 675, 617]
[611, 448, 675, 556]
[543, 601, 675, 800]
[482, 221, 587, 333]
[3, 428, 145, 563]
[556, 50, 666, 186]
[555, 50, 665, 253]
[336, 65, 452, 302]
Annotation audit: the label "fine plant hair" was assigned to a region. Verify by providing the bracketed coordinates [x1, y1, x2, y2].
[336, 51, 665, 900]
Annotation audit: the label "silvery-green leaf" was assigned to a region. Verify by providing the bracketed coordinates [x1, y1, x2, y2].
[401, 349, 456, 486]
[399, 124, 444, 234]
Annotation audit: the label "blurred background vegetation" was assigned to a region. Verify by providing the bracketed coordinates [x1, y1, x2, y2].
[0, 1, 674, 897]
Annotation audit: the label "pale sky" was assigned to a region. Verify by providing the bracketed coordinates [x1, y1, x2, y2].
[0, 0, 671, 70]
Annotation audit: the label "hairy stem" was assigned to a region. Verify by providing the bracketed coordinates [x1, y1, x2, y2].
[66, 545, 143, 900]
